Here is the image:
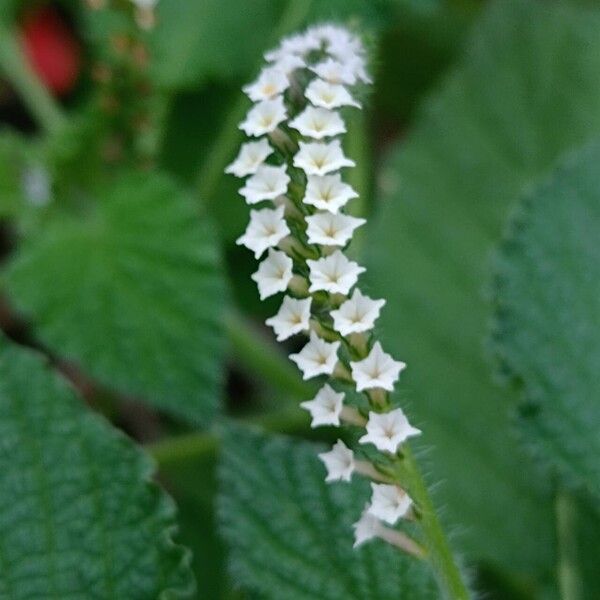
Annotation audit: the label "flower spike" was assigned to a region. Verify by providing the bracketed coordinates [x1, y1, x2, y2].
[226, 22, 423, 558]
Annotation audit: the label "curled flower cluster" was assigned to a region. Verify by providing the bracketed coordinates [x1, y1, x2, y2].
[227, 24, 423, 554]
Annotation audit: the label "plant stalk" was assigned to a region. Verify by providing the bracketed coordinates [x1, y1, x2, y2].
[0, 24, 66, 134]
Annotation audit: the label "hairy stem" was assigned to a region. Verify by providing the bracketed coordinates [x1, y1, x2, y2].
[0, 24, 66, 134]
[397, 447, 471, 600]
[194, 0, 313, 203]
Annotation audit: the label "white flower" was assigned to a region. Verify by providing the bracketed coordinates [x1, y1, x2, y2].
[359, 408, 421, 454]
[344, 54, 372, 84]
[305, 78, 361, 110]
[368, 483, 412, 525]
[289, 106, 346, 139]
[353, 504, 383, 548]
[239, 164, 290, 204]
[300, 383, 344, 427]
[289, 332, 340, 379]
[239, 96, 287, 137]
[236, 205, 290, 258]
[318, 439, 355, 482]
[272, 54, 306, 76]
[330, 289, 386, 336]
[265, 32, 320, 62]
[225, 139, 273, 178]
[251, 249, 293, 300]
[243, 67, 290, 101]
[307, 250, 365, 294]
[293, 140, 355, 176]
[350, 342, 405, 392]
[265, 296, 311, 341]
[305, 212, 365, 247]
[303, 174, 358, 213]
[311, 58, 357, 85]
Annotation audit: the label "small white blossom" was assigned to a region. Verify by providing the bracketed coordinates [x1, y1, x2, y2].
[225, 139, 273, 178]
[289, 332, 340, 379]
[305, 212, 365, 247]
[243, 67, 290, 102]
[305, 78, 361, 110]
[266, 296, 312, 341]
[272, 54, 306, 76]
[251, 249, 293, 300]
[300, 383, 344, 427]
[239, 96, 287, 137]
[344, 54, 372, 84]
[350, 342, 405, 392]
[293, 140, 355, 176]
[239, 164, 290, 204]
[289, 106, 346, 139]
[318, 439, 355, 482]
[353, 504, 383, 548]
[311, 58, 357, 85]
[303, 174, 358, 213]
[307, 250, 365, 294]
[359, 408, 421, 454]
[330, 289, 386, 336]
[236, 205, 290, 258]
[368, 483, 412, 525]
[265, 32, 320, 62]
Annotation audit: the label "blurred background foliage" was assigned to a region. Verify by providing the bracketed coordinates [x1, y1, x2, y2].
[0, 0, 599, 598]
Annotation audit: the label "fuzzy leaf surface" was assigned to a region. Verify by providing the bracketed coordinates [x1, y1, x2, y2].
[366, 0, 600, 582]
[218, 426, 436, 600]
[0, 337, 194, 599]
[491, 140, 600, 496]
[4, 171, 227, 425]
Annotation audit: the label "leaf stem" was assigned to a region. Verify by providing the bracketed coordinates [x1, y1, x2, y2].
[194, 0, 313, 203]
[225, 310, 312, 401]
[556, 491, 584, 600]
[149, 405, 307, 466]
[397, 446, 472, 600]
[0, 23, 66, 134]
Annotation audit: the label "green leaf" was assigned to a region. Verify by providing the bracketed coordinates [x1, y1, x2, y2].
[3, 171, 227, 426]
[366, 0, 600, 583]
[491, 140, 600, 496]
[0, 336, 194, 598]
[150, 0, 285, 90]
[218, 426, 436, 600]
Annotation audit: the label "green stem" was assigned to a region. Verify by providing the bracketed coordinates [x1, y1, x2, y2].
[556, 491, 583, 600]
[398, 447, 471, 600]
[149, 405, 307, 466]
[0, 24, 66, 134]
[225, 310, 312, 401]
[195, 0, 313, 203]
[345, 109, 372, 259]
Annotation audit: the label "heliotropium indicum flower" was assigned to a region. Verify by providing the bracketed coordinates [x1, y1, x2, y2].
[226, 22, 423, 556]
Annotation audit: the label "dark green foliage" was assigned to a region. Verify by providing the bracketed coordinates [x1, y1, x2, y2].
[4, 171, 227, 425]
[491, 140, 600, 497]
[366, 0, 600, 584]
[218, 425, 437, 599]
[0, 336, 195, 599]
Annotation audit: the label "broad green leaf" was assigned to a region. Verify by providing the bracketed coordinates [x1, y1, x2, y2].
[150, 0, 285, 90]
[218, 426, 436, 600]
[150, 0, 398, 90]
[366, 0, 600, 584]
[3, 171, 227, 426]
[491, 140, 600, 496]
[0, 337, 194, 598]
